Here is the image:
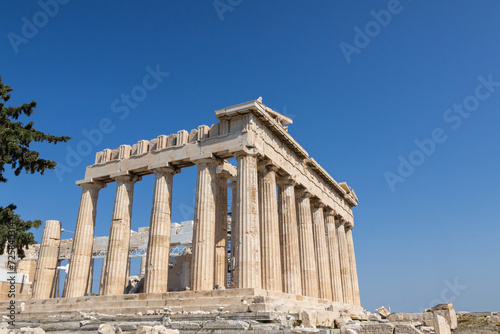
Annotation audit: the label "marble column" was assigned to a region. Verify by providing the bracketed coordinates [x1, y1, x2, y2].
[64, 182, 105, 298]
[228, 181, 237, 288]
[191, 159, 217, 291]
[324, 209, 343, 303]
[102, 174, 139, 296]
[51, 259, 62, 298]
[296, 189, 319, 298]
[140, 256, 146, 276]
[311, 200, 333, 300]
[258, 161, 282, 291]
[85, 258, 94, 295]
[214, 172, 228, 289]
[99, 256, 106, 295]
[336, 216, 354, 305]
[31, 220, 61, 299]
[277, 177, 302, 295]
[345, 221, 361, 306]
[233, 153, 261, 289]
[144, 167, 175, 294]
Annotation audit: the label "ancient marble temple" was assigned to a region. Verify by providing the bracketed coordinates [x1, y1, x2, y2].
[31, 99, 361, 310]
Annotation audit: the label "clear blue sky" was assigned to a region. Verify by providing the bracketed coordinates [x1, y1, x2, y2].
[1, 1, 499, 312]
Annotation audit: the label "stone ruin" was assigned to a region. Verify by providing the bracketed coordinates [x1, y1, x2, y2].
[1, 99, 371, 332]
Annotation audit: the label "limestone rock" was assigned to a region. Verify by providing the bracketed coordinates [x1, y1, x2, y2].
[202, 320, 250, 330]
[425, 303, 457, 330]
[20, 328, 46, 334]
[98, 324, 119, 334]
[136, 326, 178, 334]
[376, 306, 390, 319]
[301, 310, 335, 328]
[335, 313, 353, 328]
[432, 314, 451, 334]
[340, 322, 394, 334]
[387, 313, 434, 327]
[394, 324, 424, 334]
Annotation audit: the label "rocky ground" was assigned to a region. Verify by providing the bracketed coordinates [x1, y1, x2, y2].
[1, 304, 498, 333]
[453, 313, 500, 334]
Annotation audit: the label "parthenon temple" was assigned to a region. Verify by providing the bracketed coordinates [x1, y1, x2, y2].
[2, 99, 363, 327]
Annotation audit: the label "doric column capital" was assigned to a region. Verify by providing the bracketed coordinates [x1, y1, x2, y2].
[76, 180, 107, 190]
[295, 187, 312, 199]
[257, 159, 279, 173]
[216, 161, 237, 181]
[234, 149, 259, 158]
[149, 164, 180, 176]
[276, 175, 296, 187]
[310, 198, 325, 208]
[344, 220, 354, 231]
[192, 156, 222, 166]
[324, 207, 337, 218]
[334, 216, 354, 230]
[334, 215, 345, 227]
[111, 173, 142, 183]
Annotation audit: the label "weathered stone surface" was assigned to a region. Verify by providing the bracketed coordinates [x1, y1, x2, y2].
[191, 159, 217, 291]
[102, 175, 139, 296]
[425, 303, 457, 330]
[19, 328, 46, 334]
[168, 321, 201, 330]
[65, 183, 104, 298]
[144, 168, 175, 293]
[387, 313, 435, 327]
[277, 178, 302, 295]
[31, 220, 61, 299]
[296, 189, 319, 298]
[340, 323, 394, 334]
[202, 319, 250, 330]
[301, 310, 336, 328]
[376, 306, 390, 319]
[394, 324, 424, 334]
[136, 325, 179, 334]
[258, 162, 282, 292]
[233, 153, 262, 289]
[335, 314, 353, 328]
[336, 219, 353, 305]
[433, 314, 451, 334]
[98, 324, 119, 334]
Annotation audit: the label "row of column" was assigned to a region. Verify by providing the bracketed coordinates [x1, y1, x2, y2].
[189, 154, 361, 306]
[63, 153, 360, 307]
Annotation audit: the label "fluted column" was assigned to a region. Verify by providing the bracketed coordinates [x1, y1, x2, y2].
[324, 209, 343, 303]
[345, 221, 361, 306]
[214, 172, 228, 289]
[296, 189, 319, 298]
[99, 256, 106, 295]
[85, 258, 94, 295]
[102, 174, 139, 296]
[277, 177, 302, 295]
[311, 200, 333, 300]
[64, 182, 105, 298]
[191, 158, 218, 291]
[258, 161, 282, 291]
[228, 181, 237, 288]
[140, 256, 146, 276]
[233, 153, 261, 289]
[51, 259, 62, 298]
[144, 167, 176, 293]
[32, 220, 61, 299]
[336, 216, 354, 305]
